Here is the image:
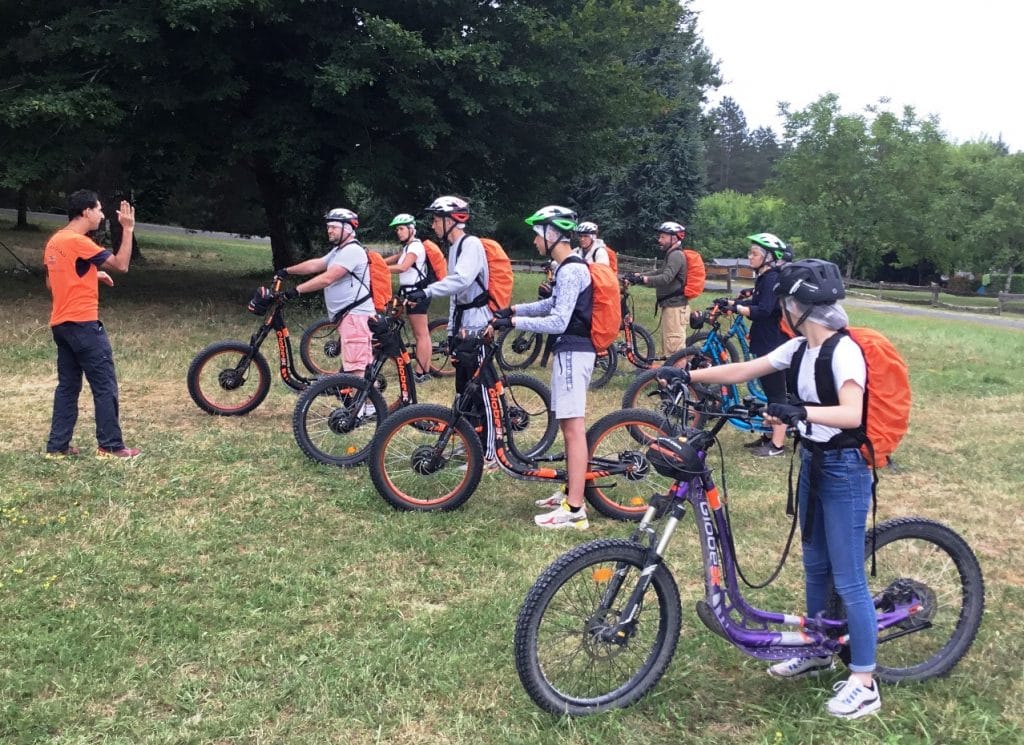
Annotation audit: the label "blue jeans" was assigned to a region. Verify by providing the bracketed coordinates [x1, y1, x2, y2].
[46, 321, 125, 452]
[798, 446, 876, 672]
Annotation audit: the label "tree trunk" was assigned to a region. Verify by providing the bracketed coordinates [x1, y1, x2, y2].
[1006, 266, 1016, 293]
[252, 157, 294, 270]
[16, 187, 29, 228]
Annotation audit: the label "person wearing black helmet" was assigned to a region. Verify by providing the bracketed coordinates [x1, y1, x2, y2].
[275, 208, 375, 386]
[657, 259, 880, 720]
[729, 233, 793, 456]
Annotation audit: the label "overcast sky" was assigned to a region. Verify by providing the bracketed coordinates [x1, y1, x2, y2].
[689, 0, 1021, 152]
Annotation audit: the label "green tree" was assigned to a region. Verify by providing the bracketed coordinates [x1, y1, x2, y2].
[703, 98, 780, 195]
[1, 1, 709, 266]
[772, 94, 953, 280]
[942, 145, 1024, 287]
[567, 6, 718, 255]
[690, 190, 785, 259]
[0, 1, 122, 227]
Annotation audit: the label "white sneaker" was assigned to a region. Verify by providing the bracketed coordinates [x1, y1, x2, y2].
[767, 656, 835, 679]
[826, 678, 881, 719]
[534, 500, 589, 531]
[534, 491, 564, 508]
[459, 457, 498, 473]
[359, 402, 376, 418]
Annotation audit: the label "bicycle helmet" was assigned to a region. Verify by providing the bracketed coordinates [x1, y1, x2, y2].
[656, 221, 686, 240]
[776, 259, 845, 305]
[389, 213, 416, 227]
[646, 436, 704, 479]
[424, 195, 470, 223]
[524, 205, 578, 233]
[747, 233, 791, 263]
[574, 221, 599, 235]
[324, 207, 358, 227]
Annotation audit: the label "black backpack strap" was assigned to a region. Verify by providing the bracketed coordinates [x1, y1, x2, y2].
[555, 256, 591, 339]
[449, 236, 490, 330]
[328, 240, 371, 322]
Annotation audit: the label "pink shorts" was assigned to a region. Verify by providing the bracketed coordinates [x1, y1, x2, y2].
[338, 314, 373, 374]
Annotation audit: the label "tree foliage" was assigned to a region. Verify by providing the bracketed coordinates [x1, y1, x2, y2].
[566, 6, 718, 255]
[704, 97, 780, 194]
[690, 190, 784, 260]
[0, 0, 717, 264]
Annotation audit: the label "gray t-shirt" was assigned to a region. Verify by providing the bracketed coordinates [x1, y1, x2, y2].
[323, 241, 375, 318]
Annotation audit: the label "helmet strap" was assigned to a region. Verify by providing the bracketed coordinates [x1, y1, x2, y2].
[783, 301, 812, 332]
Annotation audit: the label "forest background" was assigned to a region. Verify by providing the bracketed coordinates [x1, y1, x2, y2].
[2, 0, 1022, 291]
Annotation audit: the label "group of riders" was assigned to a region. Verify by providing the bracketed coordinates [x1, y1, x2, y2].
[271, 194, 886, 719]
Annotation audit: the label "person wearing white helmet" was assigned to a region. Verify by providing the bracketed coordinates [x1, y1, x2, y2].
[274, 208, 374, 385]
[404, 196, 493, 450]
[630, 221, 690, 356]
[387, 213, 431, 383]
[574, 221, 609, 266]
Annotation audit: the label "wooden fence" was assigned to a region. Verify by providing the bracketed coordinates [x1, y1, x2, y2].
[511, 255, 747, 292]
[845, 279, 1024, 316]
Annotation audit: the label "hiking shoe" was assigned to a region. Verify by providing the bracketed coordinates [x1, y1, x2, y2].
[96, 446, 142, 459]
[45, 446, 81, 458]
[534, 500, 589, 531]
[826, 678, 881, 719]
[534, 491, 565, 509]
[751, 443, 786, 457]
[743, 436, 770, 449]
[767, 656, 835, 679]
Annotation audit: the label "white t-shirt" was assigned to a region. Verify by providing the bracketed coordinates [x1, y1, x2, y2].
[398, 239, 427, 288]
[323, 241, 374, 318]
[583, 240, 610, 266]
[766, 334, 867, 443]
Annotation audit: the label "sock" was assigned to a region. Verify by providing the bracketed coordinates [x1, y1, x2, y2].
[567, 503, 582, 513]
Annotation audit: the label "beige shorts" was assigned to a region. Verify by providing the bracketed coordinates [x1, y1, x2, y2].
[660, 304, 691, 357]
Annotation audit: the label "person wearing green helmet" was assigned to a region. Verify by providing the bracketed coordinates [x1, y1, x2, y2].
[387, 213, 431, 382]
[728, 232, 793, 456]
[490, 205, 593, 530]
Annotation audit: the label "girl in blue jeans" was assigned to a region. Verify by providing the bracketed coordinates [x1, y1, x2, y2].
[658, 258, 881, 720]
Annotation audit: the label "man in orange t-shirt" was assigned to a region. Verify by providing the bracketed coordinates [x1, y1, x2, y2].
[43, 189, 140, 458]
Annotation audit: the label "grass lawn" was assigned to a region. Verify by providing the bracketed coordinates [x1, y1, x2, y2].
[1, 222, 1022, 744]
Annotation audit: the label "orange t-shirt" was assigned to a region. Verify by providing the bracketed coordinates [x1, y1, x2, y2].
[44, 228, 111, 326]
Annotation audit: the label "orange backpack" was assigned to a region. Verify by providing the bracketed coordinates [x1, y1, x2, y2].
[587, 262, 622, 352]
[682, 248, 706, 300]
[421, 239, 448, 283]
[786, 327, 910, 467]
[604, 245, 619, 274]
[366, 250, 393, 313]
[478, 237, 514, 310]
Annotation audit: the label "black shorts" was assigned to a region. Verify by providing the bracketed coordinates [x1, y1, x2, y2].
[400, 287, 430, 316]
[759, 369, 787, 404]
